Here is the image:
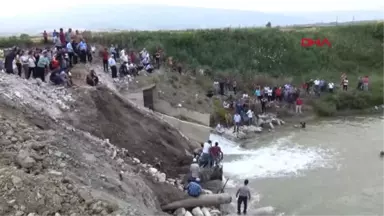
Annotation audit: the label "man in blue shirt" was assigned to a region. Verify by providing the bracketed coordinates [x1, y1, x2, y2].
[184, 178, 202, 197]
[77, 40, 88, 63]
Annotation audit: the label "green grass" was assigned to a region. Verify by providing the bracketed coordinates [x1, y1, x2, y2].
[1, 23, 383, 116]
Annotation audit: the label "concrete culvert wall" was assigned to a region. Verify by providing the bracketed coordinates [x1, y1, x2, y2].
[64, 85, 194, 178]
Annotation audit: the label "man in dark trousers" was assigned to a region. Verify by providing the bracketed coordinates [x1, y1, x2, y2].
[236, 179, 251, 215]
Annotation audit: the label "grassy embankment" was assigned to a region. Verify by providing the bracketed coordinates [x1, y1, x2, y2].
[1, 22, 383, 117]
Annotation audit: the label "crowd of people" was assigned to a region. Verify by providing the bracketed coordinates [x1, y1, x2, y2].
[213, 73, 370, 131]
[184, 139, 251, 215]
[0, 28, 166, 86]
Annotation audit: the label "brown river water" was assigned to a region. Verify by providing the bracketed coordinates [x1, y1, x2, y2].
[210, 115, 384, 215]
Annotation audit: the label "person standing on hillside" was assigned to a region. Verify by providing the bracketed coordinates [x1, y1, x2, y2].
[65, 28, 73, 43]
[43, 30, 48, 43]
[260, 97, 268, 113]
[362, 76, 369, 91]
[59, 28, 66, 47]
[108, 54, 118, 79]
[52, 30, 58, 44]
[275, 87, 282, 102]
[342, 77, 349, 91]
[328, 82, 334, 93]
[232, 80, 237, 95]
[109, 45, 117, 60]
[77, 39, 88, 63]
[26, 51, 36, 79]
[4, 48, 16, 74]
[295, 96, 303, 114]
[66, 41, 74, 67]
[35, 51, 49, 82]
[14, 51, 22, 77]
[236, 179, 251, 215]
[233, 113, 241, 133]
[101, 48, 109, 72]
[313, 79, 320, 96]
[20, 51, 29, 78]
[246, 109, 254, 125]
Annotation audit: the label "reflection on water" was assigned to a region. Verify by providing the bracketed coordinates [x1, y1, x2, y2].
[212, 117, 384, 215]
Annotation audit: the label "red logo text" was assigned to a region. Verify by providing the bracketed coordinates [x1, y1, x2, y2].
[301, 38, 331, 47]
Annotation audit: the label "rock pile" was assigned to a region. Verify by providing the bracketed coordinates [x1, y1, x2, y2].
[173, 206, 222, 216]
[0, 68, 225, 216]
[218, 113, 285, 140]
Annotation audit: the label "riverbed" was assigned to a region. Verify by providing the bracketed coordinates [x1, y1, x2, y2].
[210, 116, 384, 215]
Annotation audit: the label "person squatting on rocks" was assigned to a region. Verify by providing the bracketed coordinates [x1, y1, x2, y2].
[189, 158, 200, 182]
[236, 179, 251, 215]
[86, 70, 99, 86]
[184, 178, 202, 197]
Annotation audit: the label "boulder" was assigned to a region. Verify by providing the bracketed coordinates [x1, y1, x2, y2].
[16, 149, 36, 169]
[191, 207, 204, 216]
[174, 208, 186, 216]
[185, 211, 193, 216]
[201, 207, 211, 216]
[156, 172, 166, 183]
[209, 209, 221, 216]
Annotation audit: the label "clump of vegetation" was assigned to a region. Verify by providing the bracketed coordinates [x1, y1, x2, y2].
[1, 22, 382, 116]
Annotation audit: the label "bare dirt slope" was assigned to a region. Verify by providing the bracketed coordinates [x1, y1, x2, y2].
[65, 85, 193, 178]
[0, 66, 193, 216]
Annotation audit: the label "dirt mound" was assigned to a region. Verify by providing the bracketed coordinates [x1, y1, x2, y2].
[64, 85, 193, 178]
[0, 68, 194, 216]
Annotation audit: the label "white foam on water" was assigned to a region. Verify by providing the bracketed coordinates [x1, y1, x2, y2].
[210, 134, 334, 179]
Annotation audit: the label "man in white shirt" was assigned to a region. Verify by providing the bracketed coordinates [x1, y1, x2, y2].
[246, 109, 254, 125]
[200, 140, 212, 168]
[233, 113, 241, 133]
[108, 55, 117, 78]
[328, 82, 334, 93]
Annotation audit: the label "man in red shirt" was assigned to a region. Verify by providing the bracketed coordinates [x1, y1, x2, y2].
[101, 48, 109, 72]
[210, 142, 223, 167]
[296, 97, 303, 114]
[362, 76, 369, 91]
[275, 87, 282, 102]
[43, 30, 48, 43]
[59, 28, 66, 47]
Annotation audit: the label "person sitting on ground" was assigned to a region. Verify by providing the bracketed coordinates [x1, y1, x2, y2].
[50, 70, 63, 85]
[86, 70, 99, 86]
[184, 178, 202, 198]
[60, 70, 72, 87]
[145, 63, 153, 73]
[189, 158, 200, 182]
[119, 62, 129, 77]
[215, 123, 225, 134]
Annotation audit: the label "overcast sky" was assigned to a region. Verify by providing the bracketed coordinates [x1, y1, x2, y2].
[1, 0, 384, 17]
